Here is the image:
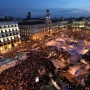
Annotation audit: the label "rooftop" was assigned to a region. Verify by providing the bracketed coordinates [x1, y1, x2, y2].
[18, 21, 45, 25]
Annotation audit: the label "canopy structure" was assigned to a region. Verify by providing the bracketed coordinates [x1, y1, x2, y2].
[76, 47, 88, 55]
[55, 38, 65, 42]
[17, 52, 26, 60]
[30, 49, 36, 53]
[87, 46, 90, 50]
[51, 59, 65, 69]
[70, 54, 82, 65]
[46, 40, 59, 46]
[0, 58, 15, 66]
[51, 46, 57, 51]
[68, 50, 77, 55]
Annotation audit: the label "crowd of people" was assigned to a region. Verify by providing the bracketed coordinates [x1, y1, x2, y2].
[0, 46, 57, 90]
[0, 29, 90, 90]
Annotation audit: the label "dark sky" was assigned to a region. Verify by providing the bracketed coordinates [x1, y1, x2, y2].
[0, 0, 90, 18]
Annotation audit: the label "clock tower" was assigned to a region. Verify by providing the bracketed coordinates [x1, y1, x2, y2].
[46, 9, 51, 24]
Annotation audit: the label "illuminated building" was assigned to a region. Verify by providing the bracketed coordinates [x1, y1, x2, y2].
[19, 10, 60, 40]
[58, 21, 68, 30]
[86, 21, 90, 29]
[46, 9, 51, 24]
[18, 10, 69, 40]
[19, 21, 48, 40]
[72, 21, 85, 29]
[0, 21, 21, 54]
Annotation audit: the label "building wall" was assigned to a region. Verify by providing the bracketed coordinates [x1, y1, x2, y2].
[19, 23, 59, 40]
[0, 21, 21, 54]
[72, 21, 85, 28]
[86, 21, 90, 29]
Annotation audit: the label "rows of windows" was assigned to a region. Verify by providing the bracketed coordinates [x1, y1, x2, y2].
[0, 24, 18, 28]
[1, 32, 19, 38]
[0, 36, 19, 43]
[0, 28, 18, 33]
[73, 22, 85, 24]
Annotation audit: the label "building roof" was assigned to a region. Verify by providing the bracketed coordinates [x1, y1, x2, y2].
[18, 21, 45, 25]
[52, 20, 59, 23]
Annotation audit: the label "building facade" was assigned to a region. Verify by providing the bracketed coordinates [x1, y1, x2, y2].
[0, 21, 21, 54]
[72, 21, 85, 29]
[86, 21, 90, 29]
[19, 10, 59, 40]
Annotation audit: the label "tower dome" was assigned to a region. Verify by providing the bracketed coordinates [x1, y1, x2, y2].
[45, 9, 51, 24]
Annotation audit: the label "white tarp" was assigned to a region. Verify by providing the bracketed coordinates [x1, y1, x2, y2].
[76, 47, 88, 55]
[46, 40, 59, 46]
[51, 59, 65, 69]
[68, 50, 77, 55]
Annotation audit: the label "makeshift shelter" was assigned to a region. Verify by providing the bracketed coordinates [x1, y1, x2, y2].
[38, 65, 46, 75]
[69, 53, 82, 65]
[17, 52, 26, 60]
[76, 47, 88, 55]
[68, 50, 77, 55]
[30, 49, 36, 53]
[51, 46, 57, 51]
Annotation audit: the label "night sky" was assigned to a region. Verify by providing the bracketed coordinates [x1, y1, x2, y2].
[0, 0, 90, 18]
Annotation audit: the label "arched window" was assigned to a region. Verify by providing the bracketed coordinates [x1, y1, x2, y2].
[3, 39, 5, 42]
[1, 30, 3, 33]
[17, 36, 18, 39]
[5, 30, 7, 32]
[11, 37, 12, 40]
[13, 32, 15, 35]
[9, 29, 11, 32]
[16, 28, 17, 31]
[7, 38, 9, 41]
[14, 36, 16, 39]
[0, 40, 1, 43]
[12, 29, 14, 31]
[16, 32, 18, 34]
[4, 26, 6, 28]
[2, 34, 4, 37]
[10, 33, 12, 36]
[6, 34, 8, 37]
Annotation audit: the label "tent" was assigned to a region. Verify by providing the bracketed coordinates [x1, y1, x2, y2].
[69, 54, 82, 65]
[30, 49, 36, 53]
[68, 50, 77, 55]
[76, 47, 88, 55]
[61, 86, 70, 90]
[87, 46, 90, 50]
[55, 38, 65, 42]
[0, 58, 15, 66]
[51, 46, 57, 51]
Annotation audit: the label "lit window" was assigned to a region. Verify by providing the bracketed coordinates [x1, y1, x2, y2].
[1, 30, 3, 33]
[5, 30, 7, 32]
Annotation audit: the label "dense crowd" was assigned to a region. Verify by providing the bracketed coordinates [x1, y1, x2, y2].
[0, 30, 90, 90]
[0, 46, 56, 90]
